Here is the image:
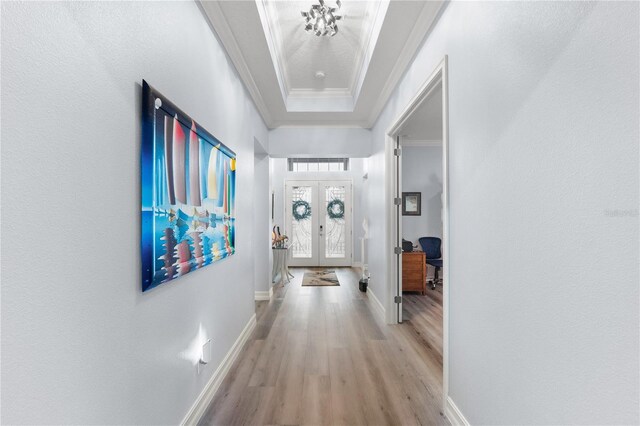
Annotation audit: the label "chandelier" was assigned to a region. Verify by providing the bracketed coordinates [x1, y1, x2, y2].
[301, 0, 342, 37]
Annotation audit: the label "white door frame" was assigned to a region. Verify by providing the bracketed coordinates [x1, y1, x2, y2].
[285, 178, 353, 267]
[384, 56, 450, 412]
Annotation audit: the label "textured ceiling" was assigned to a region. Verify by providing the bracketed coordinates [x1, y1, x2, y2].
[200, 0, 445, 127]
[270, 0, 376, 91]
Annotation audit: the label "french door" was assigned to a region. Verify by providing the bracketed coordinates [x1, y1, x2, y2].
[285, 180, 352, 267]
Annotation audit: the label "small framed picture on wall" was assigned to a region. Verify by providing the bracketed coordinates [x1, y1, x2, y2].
[402, 192, 421, 216]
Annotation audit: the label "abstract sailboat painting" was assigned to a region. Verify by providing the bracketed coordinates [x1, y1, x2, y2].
[141, 80, 236, 291]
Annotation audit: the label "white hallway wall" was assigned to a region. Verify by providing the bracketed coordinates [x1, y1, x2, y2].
[254, 147, 271, 294]
[367, 1, 639, 424]
[401, 145, 443, 245]
[1, 2, 268, 424]
[269, 127, 372, 158]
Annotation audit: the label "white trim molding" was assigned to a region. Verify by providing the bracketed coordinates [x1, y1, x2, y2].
[349, 0, 391, 102]
[385, 55, 450, 417]
[196, 1, 273, 127]
[286, 89, 355, 113]
[181, 314, 257, 426]
[365, 1, 446, 127]
[254, 0, 290, 103]
[400, 139, 442, 147]
[256, 0, 389, 114]
[254, 291, 271, 301]
[367, 286, 385, 322]
[198, 0, 445, 127]
[445, 397, 471, 426]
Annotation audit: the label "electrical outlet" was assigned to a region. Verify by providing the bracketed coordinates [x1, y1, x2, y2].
[197, 339, 211, 374]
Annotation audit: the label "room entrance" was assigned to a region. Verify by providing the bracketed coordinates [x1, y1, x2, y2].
[385, 56, 450, 417]
[285, 180, 352, 267]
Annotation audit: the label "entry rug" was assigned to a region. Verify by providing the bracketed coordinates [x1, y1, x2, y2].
[301, 269, 340, 286]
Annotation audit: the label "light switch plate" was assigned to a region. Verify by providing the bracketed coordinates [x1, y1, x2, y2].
[202, 339, 211, 364]
[197, 339, 211, 374]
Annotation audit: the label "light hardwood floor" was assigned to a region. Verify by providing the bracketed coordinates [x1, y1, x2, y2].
[199, 268, 445, 426]
[402, 285, 443, 362]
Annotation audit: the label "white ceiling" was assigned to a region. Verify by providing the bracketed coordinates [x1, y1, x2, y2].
[267, 1, 380, 90]
[199, 0, 444, 128]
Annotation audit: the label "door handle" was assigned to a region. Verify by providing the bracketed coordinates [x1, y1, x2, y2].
[319, 225, 323, 235]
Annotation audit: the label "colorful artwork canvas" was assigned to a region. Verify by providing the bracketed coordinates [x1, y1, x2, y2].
[141, 80, 236, 292]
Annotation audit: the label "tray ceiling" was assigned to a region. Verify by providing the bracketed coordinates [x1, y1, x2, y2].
[199, 0, 444, 128]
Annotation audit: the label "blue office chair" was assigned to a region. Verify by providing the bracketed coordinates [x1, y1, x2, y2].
[418, 237, 442, 290]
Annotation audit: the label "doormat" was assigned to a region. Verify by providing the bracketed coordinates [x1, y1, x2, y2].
[301, 269, 340, 286]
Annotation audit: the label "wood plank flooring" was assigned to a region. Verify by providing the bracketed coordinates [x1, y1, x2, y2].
[199, 268, 445, 426]
[402, 285, 443, 362]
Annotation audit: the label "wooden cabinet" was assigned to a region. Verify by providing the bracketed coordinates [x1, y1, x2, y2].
[402, 251, 426, 295]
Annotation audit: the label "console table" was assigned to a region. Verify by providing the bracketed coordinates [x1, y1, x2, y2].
[272, 247, 294, 286]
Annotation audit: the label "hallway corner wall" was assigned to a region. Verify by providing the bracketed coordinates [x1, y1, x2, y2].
[254, 148, 271, 294]
[368, 1, 639, 424]
[268, 127, 373, 158]
[1, 2, 268, 424]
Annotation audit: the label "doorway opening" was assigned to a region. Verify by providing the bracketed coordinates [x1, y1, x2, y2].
[285, 180, 353, 267]
[385, 56, 450, 413]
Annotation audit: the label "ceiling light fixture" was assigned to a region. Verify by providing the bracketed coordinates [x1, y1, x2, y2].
[301, 0, 342, 37]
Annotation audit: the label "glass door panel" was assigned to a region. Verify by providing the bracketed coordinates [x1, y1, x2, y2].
[285, 181, 318, 267]
[323, 186, 346, 259]
[290, 185, 313, 260]
[319, 181, 352, 267]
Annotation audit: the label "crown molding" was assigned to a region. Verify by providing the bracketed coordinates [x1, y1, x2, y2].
[288, 88, 352, 98]
[197, 0, 274, 128]
[256, 0, 389, 113]
[400, 139, 442, 147]
[365, 0, 446, 127]
[199, 0, 445, 129]
[255, 0, 290, 101]
[286, 88, 354, 112]
[349, 0, 390, 101]
[270, 120, 370, 129]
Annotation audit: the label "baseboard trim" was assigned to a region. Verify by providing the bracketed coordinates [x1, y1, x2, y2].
[445, 396, 470, 426]
[181, 314, 257, 425]
[367, 286, 385, 322]
[254, 290, 270, 301]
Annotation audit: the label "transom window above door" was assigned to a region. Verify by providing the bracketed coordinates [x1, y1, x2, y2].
[288, 158, 349, 172]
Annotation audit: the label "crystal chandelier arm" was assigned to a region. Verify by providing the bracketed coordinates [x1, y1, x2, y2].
[302, 0, 342, 37]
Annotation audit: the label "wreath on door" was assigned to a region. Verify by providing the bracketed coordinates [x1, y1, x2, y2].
[326, 199, 345, 220]
[292, 200, 311, 221]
